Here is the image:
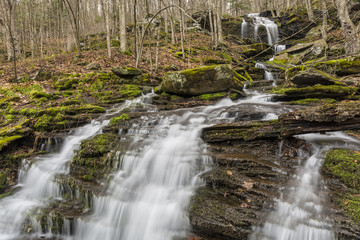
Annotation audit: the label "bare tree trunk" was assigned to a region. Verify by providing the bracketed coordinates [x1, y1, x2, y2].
[105, 0, 112, 58]
[215, 0, 223, 44]
[119, 0, 127, 52]
[0, 0, 17, 80]
[336, 0, 360, 54]
[321, 1, 327, 41]
[305, 0, 315, 22]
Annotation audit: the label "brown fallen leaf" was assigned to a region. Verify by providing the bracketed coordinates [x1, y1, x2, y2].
[242, 181, 254, 190]
[240, 203, 251, 208]
[227, 170, 233, 176]
[345, 201, 349, 205]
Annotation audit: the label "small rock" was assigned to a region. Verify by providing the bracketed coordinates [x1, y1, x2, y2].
[111, 67, 142, 77]
[86, 62, 101, 70]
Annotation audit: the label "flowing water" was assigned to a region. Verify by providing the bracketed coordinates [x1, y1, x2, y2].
[251, 132, 360, 240]
[0, 90, 284, 240]
[243, 14, 286, 81]
[0, 13, 355, 240]
[0, 95, 155, 240]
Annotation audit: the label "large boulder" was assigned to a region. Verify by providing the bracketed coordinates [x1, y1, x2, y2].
[290, 69, 342, 86]
[161, 65, 241, 96]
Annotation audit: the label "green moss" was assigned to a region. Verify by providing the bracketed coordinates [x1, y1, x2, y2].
[324, 148, 360, 224]
[30, 91, 54, 100]
[288, 98, 336, 105]
[118, 85, 141, 99]
[199, 92, 227, 101]
[0, 135, 22, 151]
[286, 17, 298, 25]
[284, 85, 357, 97]
[109, 114, 130, 126]
[325, 149, 360, 189]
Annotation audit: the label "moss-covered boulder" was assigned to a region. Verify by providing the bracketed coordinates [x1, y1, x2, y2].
[314, 57, 360, 76]
[71, 133, 121, 182]
[324, 149, 360, 226]
[161, 65, 241, 96]
[290, 69, 342, 86]
[111, 67, 142, 78]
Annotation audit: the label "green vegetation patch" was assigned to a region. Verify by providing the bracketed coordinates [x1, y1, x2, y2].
[0, 135, 22, 152]
[199, 92, 227, 101]
[109, 114, 130, 127]
[324, 149, 360, 189]
[324, 149, 360, 224]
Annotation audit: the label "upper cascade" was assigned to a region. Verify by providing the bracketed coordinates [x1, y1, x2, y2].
[247, 13, 279, 46]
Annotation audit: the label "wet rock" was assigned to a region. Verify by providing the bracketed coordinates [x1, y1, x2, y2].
[201, 100, 360, 143]
[323, 149, 360, 239]
[190, 138, 306, 240]
[86, 62, 101, 70]
[111, 67, 142, 78]
[161, 65, 242, 96]
[277, 85, 357, 101]
[70, 133, 128, 182]
[0, 174, 7, 194]
[290, 69, 341, 86]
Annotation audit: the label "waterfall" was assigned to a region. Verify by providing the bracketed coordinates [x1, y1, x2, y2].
[241, 19, 249, 38]
[0, 90, 284, 240]
[0, 95, 154, 240]
[250, 132, 360, 240]
[244, 13, 286, 81]
[73, 92, 281, 240]
[247, 13, 279, 45]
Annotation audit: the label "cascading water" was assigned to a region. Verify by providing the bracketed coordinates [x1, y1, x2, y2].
[0, 95, 155, 240]
[0, 89, 285, 240]
[250, 132, 360, 240]
[72, 91, 282, 240]
[241, 19, 249, 38]
[242, 13, 287, 81]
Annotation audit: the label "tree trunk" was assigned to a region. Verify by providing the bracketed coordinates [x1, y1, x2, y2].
[119, 0, 127, 52]
[321, 1, 327, 41]
[305, 0, 315, 22]
[105, 0, 112, 58]
[336, 0, 360, 54]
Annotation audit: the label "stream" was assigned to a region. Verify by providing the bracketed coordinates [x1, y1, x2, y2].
[0, 14, 357, 240]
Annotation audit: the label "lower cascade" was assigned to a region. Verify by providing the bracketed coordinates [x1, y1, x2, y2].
[0, 90, 285, 240]
[251, 132, 360, 240]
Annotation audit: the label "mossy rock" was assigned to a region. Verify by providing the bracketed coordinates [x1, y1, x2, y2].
[314, 57, 360, 76]
[290, 69, 344, 87]
[111, 67, 142, 78]
[71, 133, 122, 181]
[53, 77, 79, 90]
[273, 85, 357, 101]
[199, 92, 227, 101]
[324, 149, 360, 225]
[109, 114, 130, 127]
[0, 135, 22, 152]
[0, 174, 7, 193]
[161, 65, 239, 96]
[325, 149, 360, 189]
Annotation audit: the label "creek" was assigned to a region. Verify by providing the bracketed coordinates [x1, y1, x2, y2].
[0, 14, 357, 240]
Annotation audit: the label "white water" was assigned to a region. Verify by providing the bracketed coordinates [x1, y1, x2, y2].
[248, 13, 279, 45]
[0, 91, 283, 240]
[244, 14, 286, 82]
[241, 19, 249, 38]
[0, 95, 155, 240]
[72, 92, 281, 240]
[251, 132, 360, 240]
